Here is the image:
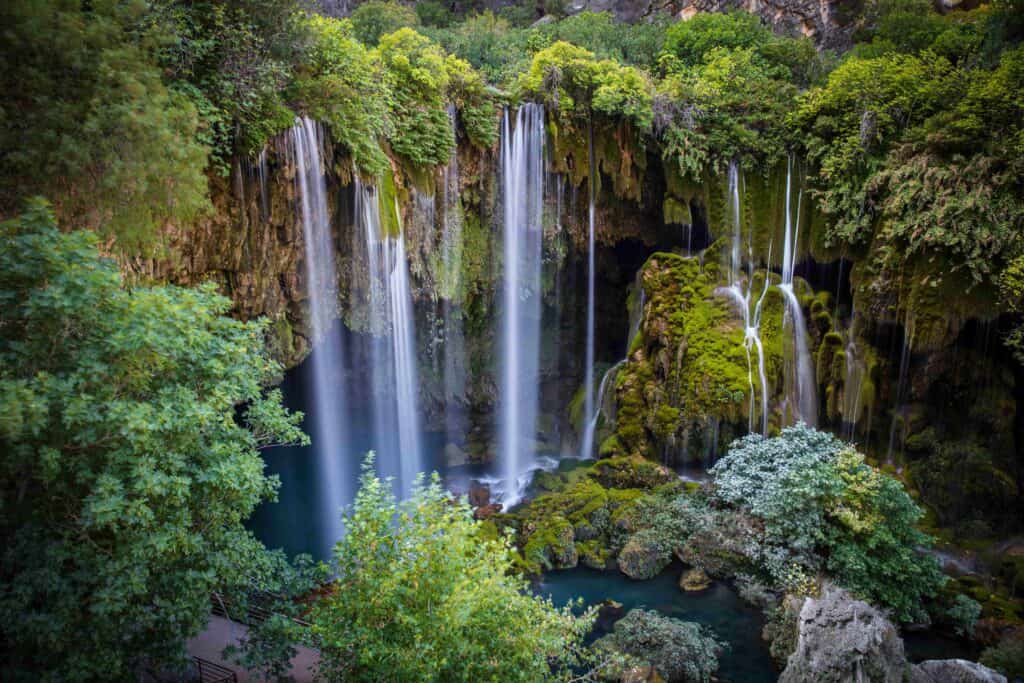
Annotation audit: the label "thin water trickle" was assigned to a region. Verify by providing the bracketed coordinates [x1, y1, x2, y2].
[581, 119, 597, 458]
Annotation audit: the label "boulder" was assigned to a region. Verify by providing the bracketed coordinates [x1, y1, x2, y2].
[778, 585, 905, 683]
[468, 482, 490, 508]
[678, 568, 712, 592]
[473, 503, 501, 520]
[909, 660, 1007, 683]
[618, 534, 665, 580]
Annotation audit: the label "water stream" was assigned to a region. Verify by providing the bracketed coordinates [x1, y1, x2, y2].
[498, 103, 545, 508]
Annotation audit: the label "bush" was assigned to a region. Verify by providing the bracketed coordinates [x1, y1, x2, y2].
[710, 425, 945, 622]
[350, 0, 419, 46]
[594, 609, 723, 682]
[980, 636, 1024, 680]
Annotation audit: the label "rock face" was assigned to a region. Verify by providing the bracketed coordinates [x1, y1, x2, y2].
[909, 660, 1008, 683]
[678, 567, 712, 591]
[672, 0, 857, 51]
[778, 585, 906, 683]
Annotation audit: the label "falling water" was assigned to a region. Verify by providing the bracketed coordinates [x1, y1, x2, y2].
[581, 359, 625, 458]
[357, 179, 424, 497]
[842, 324, 867, 441]
[288, 117, 349, 552]
[581, 120, 597, 458]
[886, 330, 912, 465]
[778, 156, 818, 426]
[720, 160, 771, 435]
[499, 104, 545, 508]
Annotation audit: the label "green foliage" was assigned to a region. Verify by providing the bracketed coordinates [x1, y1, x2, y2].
[529, 11, 670, 69]
[0, 0, 211, 251]
[425, 12, 533, 84]
[711, 425, 944, 621]
[350, 0, 419, 46]
[946, 594, 982, 637]
[154, 0, 304, 163]
[594, 609, 723, 683]
[0, 201, 307, 679]
[445, 53, 500, 149]
[981, 636, 1024, 680]
[375, 28, 455, 166]
[657, 47, 797, 177]
[290, 14, 390, 177]
[311, 457, 596, 681]
[514, 41, 653, 130]
[662, 12, 771, 66]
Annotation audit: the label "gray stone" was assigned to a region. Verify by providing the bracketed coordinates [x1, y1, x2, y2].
[778, 585, 905, 683]
[910, 659, 1008, 683]
[444, 442, 468, 467]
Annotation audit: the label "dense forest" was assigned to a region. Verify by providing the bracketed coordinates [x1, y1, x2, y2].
[2, 0, 1023, 681]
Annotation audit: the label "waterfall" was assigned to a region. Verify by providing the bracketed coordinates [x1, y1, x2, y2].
[778, 156, 818, 426]
[356, 179, 424, 497]
[720, 160, 771, 435]
[498, 104, 545, 509]
[440, 107, 466, 451]
[842, 324, 867, 441]
[255, 147, 270, 222]
[288, 117, 349, 552]
[886, 332, 912, 464]
[581, 120, 597, 458]
[581, 359, 625, 459]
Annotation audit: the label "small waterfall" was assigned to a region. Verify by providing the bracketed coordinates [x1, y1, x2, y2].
[498, 104, 545, 509]
[580, 359, 625, 459]
[255, 147, 270, 222]
[842, 324, 867, 441]
[288, 117, 349, 552]
[581, 120, 597, 458]
[440, 107, 466, 450]
[720, 160, 770, 435]
[778, 156, 817, 426]
[357, 179, 424, 497]
[628, 271, 646, 350]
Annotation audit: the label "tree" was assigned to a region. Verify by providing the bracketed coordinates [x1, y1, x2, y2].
[311, 457, 596, 681]
[350, 0, 420, 46]
[0, 201, 307, 680]
[710, 425, 945, 622]
[0, 0, 211, 252]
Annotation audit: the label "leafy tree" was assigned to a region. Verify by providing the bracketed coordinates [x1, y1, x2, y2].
[350, 0, 420, 46]
[0, 201, 307, 680]
[425, 11, 533, 84]
[311, 458, 596, 681]
[710, 425, 945, 621]
[656, 46, 797, 177]
[152, 0, 306, 165]
[661, 11, 770, 67]
[515, 41, 653, 130]
[0, 0, 211, 252]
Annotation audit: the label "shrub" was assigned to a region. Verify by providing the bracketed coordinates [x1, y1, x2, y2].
[711, 425, 945, 621]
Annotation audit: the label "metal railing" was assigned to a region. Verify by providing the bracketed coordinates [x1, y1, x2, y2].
[193, 656, 237, 683]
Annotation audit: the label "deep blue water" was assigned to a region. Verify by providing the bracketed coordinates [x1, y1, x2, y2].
[535, 563, 779, 683]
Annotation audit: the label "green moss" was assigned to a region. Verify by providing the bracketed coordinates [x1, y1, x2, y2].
[663, 196, 692, 226]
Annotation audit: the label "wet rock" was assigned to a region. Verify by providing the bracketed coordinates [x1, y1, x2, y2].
[468, 482, 491, 508]
[909, 659, 1007, 683]
[618, 534, 665, 580]
[678, 567, 712, 592]
[444, 442, 468, 467]
[473, 503, 501, 520]
[778, 584, 905, 683]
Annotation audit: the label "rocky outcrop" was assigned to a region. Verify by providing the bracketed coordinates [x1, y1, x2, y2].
[909, 660, 1008, 683]
[672, 0, 858, 51]
[778, 585, 906, 683]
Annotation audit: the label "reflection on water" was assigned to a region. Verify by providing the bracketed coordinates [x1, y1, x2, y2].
[535, 562, 778, 683]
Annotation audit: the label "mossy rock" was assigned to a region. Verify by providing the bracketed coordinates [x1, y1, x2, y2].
[522, 514, 577, 574]
[618, 531, 669, 580]
[591, 456, 676, 490]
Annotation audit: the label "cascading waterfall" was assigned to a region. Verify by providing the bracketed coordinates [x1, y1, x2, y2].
[720, 160, 771, 435]
[886, 331, 912, 464]
[842, 320, 867, 441]
[498, 103, 545, 508]
[581, 359, 626, 457]
[580, 120, 598, 458]
[357, 179, 424, 497]
[778, 156, 818, 426]
[288, 117, 350, 552]
[440, 106, 467, 450]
